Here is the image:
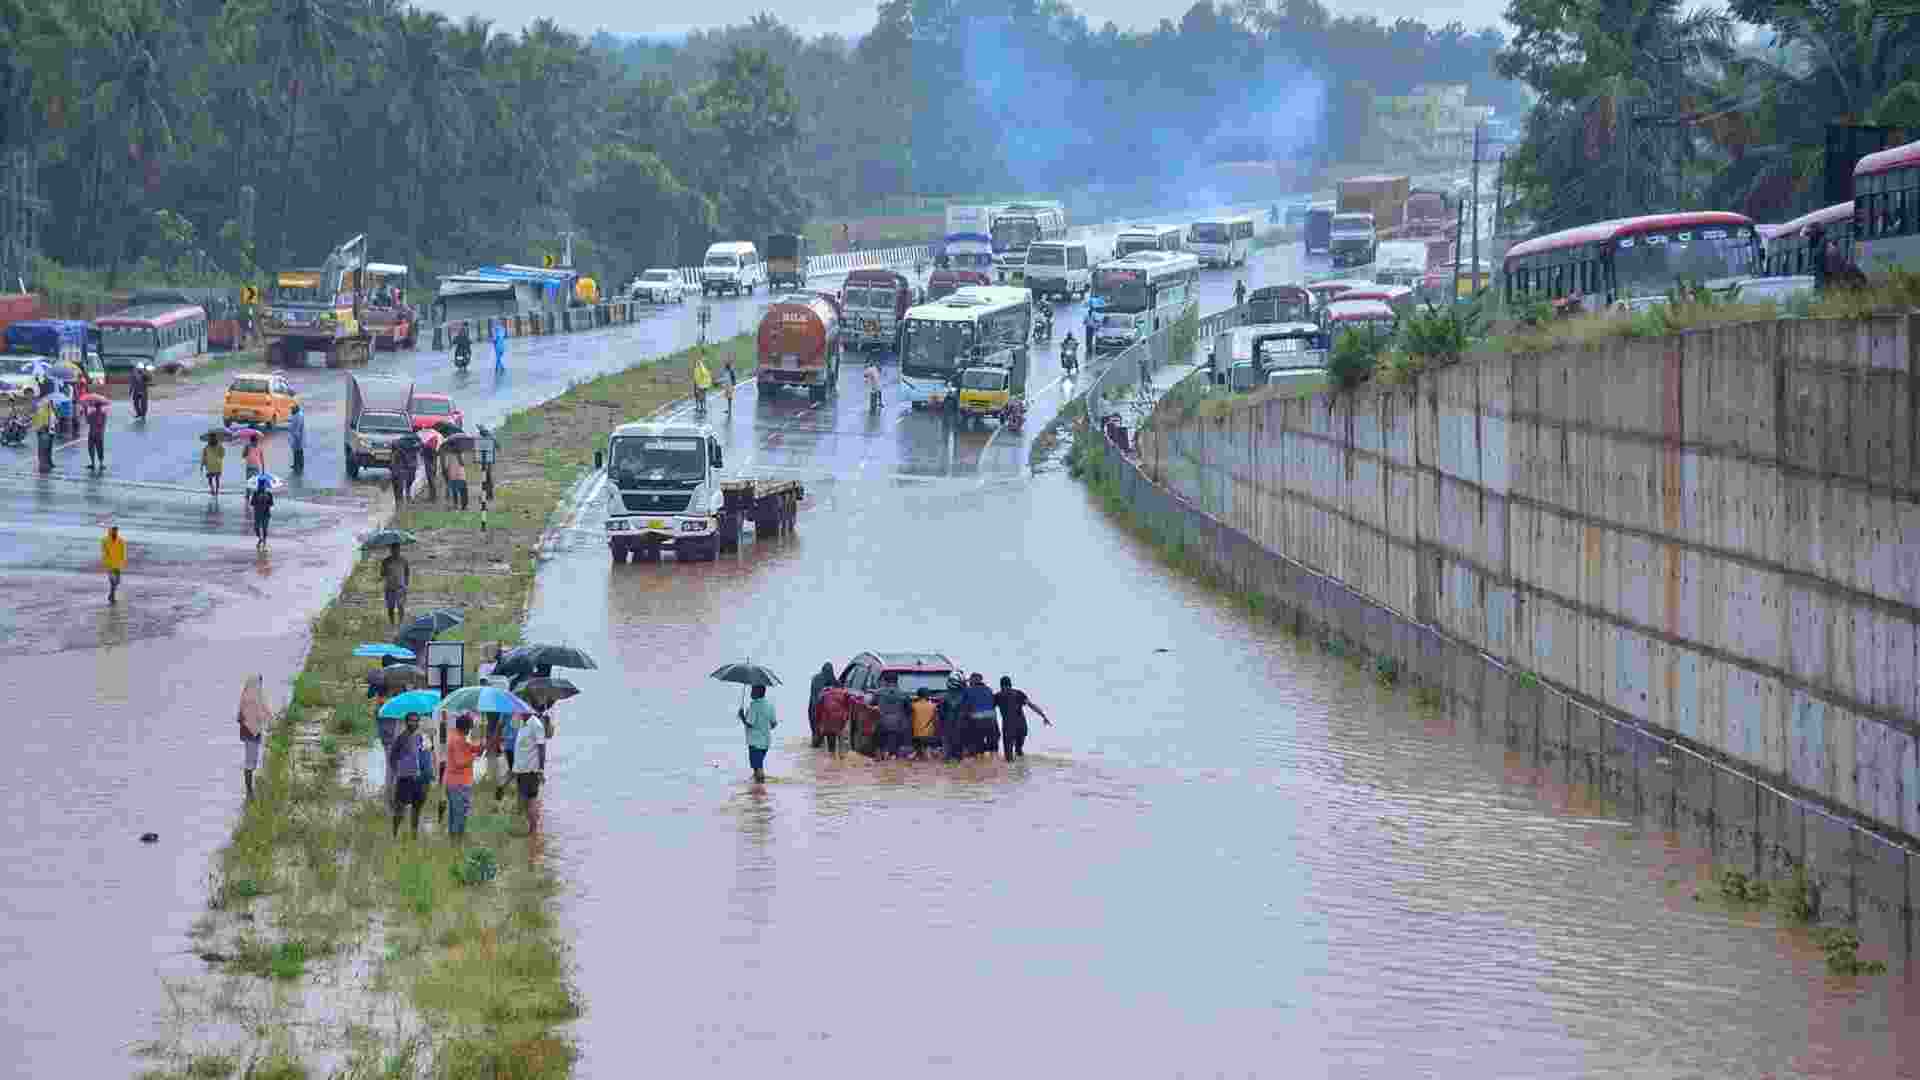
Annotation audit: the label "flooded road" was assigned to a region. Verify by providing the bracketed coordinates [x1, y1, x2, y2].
[517, 256, 1917, 1075]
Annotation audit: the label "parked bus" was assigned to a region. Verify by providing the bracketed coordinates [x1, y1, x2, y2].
[1187, 215, 1255, 268]
[1764, 201, 1854, 277]
[1324, 298, 1398, 343]
[841, 268, 915, 351]
[898, 285, 1032, 409]
[1328, 284, 1416, 318]
[1244, 284, 1315, 325]
[94, 302, 209, 374]
[1852, 137, 1920, 272]
[1501, 211, 1761, 311]
[991, 202, 1067, 283]
[1089, 250, 1200, 355]
[1113, 225, 1184, 258]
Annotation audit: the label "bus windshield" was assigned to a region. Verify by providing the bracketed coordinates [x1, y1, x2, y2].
[903, 319, 973, 376]
[1027, 246, 1065, 266]
[1189, 223, 1229, 244]
[1114, 238, 1156, 257]
[991, 219, 1041, 253]
[1613, 226, 1760, 297]
[1247, 297, 1311, 323]
[1094, 269, 1149, 312]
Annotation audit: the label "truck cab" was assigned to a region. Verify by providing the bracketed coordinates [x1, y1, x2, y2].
[1329, 213, 1377, 268]
[603, 421, 806, 563]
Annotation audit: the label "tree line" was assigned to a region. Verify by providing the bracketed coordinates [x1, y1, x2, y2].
[1498, 0, 1920, 233]
[1, 0, 1525, 291]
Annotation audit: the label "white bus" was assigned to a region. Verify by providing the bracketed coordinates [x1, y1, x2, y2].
[897, 285, 1033, 409]
[1089, 250, 1200, 354]
[1187, 216, 1255, 268]
[1113, 225, 1185, 258]
[991, 202, 1068, 283]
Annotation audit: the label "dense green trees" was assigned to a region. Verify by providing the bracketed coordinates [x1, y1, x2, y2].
[4, 0, 1525, 289]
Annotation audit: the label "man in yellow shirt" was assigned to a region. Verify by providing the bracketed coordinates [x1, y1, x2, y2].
[691, 352, 713, 418]
[101, 524, 127, 603]
[31, 398, 53, 471]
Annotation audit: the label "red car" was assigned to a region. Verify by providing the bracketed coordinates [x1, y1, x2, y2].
[409, 392, 463, 431]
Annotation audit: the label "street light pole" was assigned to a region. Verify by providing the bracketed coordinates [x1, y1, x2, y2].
[1471, 122, 1483, 296]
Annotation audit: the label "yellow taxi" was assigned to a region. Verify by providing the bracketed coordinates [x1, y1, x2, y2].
[223, 371, 299, 427]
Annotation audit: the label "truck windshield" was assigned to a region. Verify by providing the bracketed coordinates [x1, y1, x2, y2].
[1189, 223, 1229, 243]
[991, 219, 1040, 252]
[705, 255, 738, 268]
[359, 412, 410, 433]
[1027, 246, 1065, 266]
[271, 272, 329, 303]
[611, 436, 706, 484]
[1332, 215, 1372, 233]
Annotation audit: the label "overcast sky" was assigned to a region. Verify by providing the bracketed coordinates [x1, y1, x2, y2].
[426, 0, 1512, 47]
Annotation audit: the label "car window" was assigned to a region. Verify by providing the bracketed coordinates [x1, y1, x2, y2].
[229, 376, 271, 394]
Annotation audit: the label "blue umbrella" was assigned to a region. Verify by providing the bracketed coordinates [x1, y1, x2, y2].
[354, 643, 416, 660]
[436, 685, 533, 716]
[377, 689, 442, 719]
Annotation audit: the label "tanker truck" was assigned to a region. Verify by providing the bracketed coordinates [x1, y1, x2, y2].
[755, 292, 842, 403]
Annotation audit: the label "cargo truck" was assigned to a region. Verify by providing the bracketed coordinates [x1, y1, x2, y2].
[1336, 175, 1411, 234]
[603, 421, 804, 563]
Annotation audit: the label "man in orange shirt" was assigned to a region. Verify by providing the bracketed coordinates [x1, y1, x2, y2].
[443, 714, 483, 843]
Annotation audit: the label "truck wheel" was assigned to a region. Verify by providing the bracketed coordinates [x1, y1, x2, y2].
[637, 545, 661, 562]
[718, 512, 743, 553]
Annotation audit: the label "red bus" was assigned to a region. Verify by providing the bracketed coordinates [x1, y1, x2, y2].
[94, 303, 209, 375]
[1501, 211, 1761, 311]
[1762, 202, 1853, 278]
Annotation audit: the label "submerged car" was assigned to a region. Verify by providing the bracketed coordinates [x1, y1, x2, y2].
[836, 650, 959, 743]
[628, 269, 688, 304]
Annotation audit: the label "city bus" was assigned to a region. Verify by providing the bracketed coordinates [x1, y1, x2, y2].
[94, 302, 209, 375]
[1500, 211, 1761, 311]
[1244, 284, 1315, 325]
[1763, 202, 1852, 277]
[990, 202, 1067, 283]
[1852, 137, 1920, 272]
[1089, 250, 1200, 354]
[897, 285, 1032, 409]
[1187, 215, 1255, 268]
[1113, 225, 1184, 258]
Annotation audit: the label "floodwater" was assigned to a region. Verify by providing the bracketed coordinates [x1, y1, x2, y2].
[522, 369, 1919, 1075]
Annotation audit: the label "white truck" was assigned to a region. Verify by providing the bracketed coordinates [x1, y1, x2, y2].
[603, 421, 805, 563]
[942, 204, 1000, 274]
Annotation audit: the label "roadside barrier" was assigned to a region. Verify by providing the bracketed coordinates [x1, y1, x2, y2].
[1080, 302, 1243, 425]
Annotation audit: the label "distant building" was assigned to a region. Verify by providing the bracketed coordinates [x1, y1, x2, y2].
[1374, 84, 1495, 163]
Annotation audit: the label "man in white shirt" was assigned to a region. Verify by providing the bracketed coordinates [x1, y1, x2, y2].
[513, 709, 547, 837]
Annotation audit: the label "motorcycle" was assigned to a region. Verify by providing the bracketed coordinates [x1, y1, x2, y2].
[1060, 336, 1079, 374]
[453, 338, 472, 370]
[0, 410, 26, 448]
[1033, 313, 1053, 344]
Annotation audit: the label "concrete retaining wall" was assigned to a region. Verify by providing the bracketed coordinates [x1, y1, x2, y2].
[1107, 313, 1920, 962]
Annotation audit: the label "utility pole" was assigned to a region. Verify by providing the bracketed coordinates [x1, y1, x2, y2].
[1493, 151, 1507, 244]
[1470, 122, 1483, 296]
[1452, 197, 1466, 303]
[561, 232, 575, 269]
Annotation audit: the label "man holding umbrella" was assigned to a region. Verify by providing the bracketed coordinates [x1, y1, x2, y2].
[712, 662, 780, 782]
[381, 542, 410, 625]
[82, 393, 107, 471]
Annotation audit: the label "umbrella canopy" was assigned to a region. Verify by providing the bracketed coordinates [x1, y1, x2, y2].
[418, 429, 443, 451]
[395, 609, 463, 651]
[517, 676, 580, 709]
[377, 689, 442, 719]
[226, 426, 263, 441]
[51, 359, 82, 378]
[354, 642, 416, 659]
[79, 392, 109, 408]
[361, 529, 418, 550]
[710, 662, 781, 688]
[368, 666, 427, 692]
[437, 685, 533, 716]
[441, 432, 476, 453]
[204, 428, 230, 441]
[493, 643, 598, 680]
[433, 420, 463, 436]
[254, 472, 279, 491]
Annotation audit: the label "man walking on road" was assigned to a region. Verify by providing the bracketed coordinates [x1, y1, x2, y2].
[288, 404, 306, 474]
[491, 320, 508, 374]
[381, 543, 410, 625]
[995, 676, 1052, 760]
[32, 397, 53, 472]
[84, 400, 107, 471]
[101, 524, 126, 604]
[201, 434, 225, 496]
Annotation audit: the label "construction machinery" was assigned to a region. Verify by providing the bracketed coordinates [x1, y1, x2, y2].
[259, 233, 375, 368]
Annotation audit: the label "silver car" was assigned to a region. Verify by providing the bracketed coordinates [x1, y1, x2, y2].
[627, 269, 688, 304]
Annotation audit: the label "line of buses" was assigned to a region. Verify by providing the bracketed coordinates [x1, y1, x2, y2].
[1498, 134, 1920, 311]
[2, 294, 212, 388]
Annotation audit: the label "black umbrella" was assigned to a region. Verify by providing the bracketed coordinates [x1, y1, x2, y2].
[441, 432, 477, 454]
[434, 420, 463, 436]
[395, 609, 463, 651]
[367, 666, 428, 694]
[493, 644, 598, 680]
[709, 662, 781, 688]
[517, 676, 580, 709]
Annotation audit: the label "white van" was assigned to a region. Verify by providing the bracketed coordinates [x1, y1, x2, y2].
[700, 241, 765, 297]
[1022, 241, 1091, 299]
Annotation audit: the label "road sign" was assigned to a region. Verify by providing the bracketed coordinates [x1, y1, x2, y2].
[543, 253, 555, 269]
[240, 286, 259, 305]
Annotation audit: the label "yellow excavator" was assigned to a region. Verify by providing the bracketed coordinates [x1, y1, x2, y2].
[259, 234, 375, 368]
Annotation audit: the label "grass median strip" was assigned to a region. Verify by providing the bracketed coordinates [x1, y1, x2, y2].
[139, 333, 755, 1080]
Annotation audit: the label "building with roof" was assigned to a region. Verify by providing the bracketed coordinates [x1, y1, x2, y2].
[434, 263, 580, 323]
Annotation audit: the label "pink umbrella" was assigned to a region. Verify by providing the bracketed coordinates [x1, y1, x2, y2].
[225, 426, 263, 441]
[79, 392, 110, 409]
[418, 429, 443, 451]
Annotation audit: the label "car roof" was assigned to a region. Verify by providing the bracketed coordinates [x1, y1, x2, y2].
[857, 651, 956, 672]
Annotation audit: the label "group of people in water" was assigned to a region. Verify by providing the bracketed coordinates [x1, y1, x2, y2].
[808, 667, 1051, 763]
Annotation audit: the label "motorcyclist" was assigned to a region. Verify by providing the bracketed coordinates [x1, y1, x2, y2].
[452, 324, 473, 367]
[1060, 330, 1079, 372]
[1235, 279, 1247, 309]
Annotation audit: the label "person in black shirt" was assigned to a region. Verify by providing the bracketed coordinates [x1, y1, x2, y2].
[994, 676, 1052, 761]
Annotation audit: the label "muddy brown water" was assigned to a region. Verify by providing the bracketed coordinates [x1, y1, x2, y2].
[521, 403, 1919, 1076]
